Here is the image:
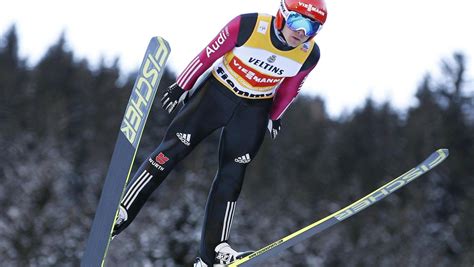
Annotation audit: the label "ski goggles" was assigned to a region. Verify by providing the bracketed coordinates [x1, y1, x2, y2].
[285, 11, 322, 37]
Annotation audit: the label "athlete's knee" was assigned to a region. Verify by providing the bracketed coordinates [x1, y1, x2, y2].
[212, 170, 246, 200]
[147, 138, 191, 173]
[147, 150, 173, 174]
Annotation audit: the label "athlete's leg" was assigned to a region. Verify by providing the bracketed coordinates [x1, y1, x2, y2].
[115, 81, 235, 234]
[199, 101, 271, 264]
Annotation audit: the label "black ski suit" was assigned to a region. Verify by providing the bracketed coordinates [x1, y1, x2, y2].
[116, 12, 320, 264]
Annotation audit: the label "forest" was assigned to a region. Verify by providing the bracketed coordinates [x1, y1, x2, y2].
[0, 25, 473, 266]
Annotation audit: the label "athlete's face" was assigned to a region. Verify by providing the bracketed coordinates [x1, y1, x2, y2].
[281, 24, 310, 47]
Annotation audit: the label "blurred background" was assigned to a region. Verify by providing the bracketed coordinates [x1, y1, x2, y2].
[1, 1, 474, 266]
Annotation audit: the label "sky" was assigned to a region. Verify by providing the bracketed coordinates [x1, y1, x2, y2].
[1, 0, 473, 117]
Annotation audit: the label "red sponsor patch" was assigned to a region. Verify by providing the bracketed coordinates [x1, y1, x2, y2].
[155, 152, 169, 165]
[228, 56, 281, 87]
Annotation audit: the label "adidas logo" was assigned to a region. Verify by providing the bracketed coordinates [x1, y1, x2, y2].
[176, 133, 191, 146]
[234, 153, 251, 164]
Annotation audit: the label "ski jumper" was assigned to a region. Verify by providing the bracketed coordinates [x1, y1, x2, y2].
[117, 13, 320, 264]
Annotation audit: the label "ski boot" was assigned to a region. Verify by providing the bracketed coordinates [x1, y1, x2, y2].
[193, 242, 253, 267]
[214, 242, 253, 266]
[193, 257, 208, 267]
[111, 205, 128, 239]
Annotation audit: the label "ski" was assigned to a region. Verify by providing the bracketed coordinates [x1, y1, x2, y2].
[81, 36, 171, 267]
[229, 149, 449, 266]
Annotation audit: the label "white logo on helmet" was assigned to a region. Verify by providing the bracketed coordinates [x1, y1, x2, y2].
[298, 2, 325, 16]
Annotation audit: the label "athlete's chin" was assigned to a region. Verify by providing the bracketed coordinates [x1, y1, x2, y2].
[287, 37, 305, 47]
[287, 40, 302, 47]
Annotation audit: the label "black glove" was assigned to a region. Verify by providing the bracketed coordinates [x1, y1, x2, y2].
[160, 83, 189, 114]
[267, 119, 281, 140]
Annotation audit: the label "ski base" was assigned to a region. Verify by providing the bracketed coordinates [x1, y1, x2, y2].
[81, 36, 171, 267]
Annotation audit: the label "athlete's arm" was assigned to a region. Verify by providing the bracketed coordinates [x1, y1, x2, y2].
[175, 15, 249, 90]
[269, 44, 321, 120]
